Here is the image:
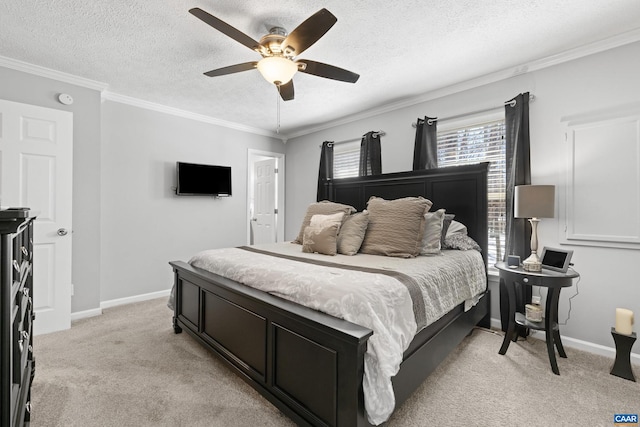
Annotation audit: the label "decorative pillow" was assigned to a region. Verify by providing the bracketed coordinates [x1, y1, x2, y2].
[293, 201, 356, 244]
[360, 196, 433, 258]
[337, 211, 369, 255]
[302, 223, 340, 255]
[310, 212, 345, 233]
[446, 220, 468, 237]
[443, 233, 482, 252]
[440, 213, 455, 246]
[420, 209, 445, 255]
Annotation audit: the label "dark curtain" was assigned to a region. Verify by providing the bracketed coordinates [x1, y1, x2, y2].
[316, 141, 334, 202]
[500, 92, 532, 336]
[412, 116, 438, 170]
[359, 131, 382, 176]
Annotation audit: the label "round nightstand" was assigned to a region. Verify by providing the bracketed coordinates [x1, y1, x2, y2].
[496, 262, 579, 375]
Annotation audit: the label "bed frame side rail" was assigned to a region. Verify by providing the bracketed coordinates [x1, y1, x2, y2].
[392, 290, 491, 406]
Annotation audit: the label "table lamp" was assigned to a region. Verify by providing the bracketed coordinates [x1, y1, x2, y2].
[514, 185, 555, 272]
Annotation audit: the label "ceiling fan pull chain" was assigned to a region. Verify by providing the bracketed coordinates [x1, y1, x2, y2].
[276, 86, 281, 134]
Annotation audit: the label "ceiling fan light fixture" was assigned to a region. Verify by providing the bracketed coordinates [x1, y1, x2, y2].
[257, 56, 297, 85]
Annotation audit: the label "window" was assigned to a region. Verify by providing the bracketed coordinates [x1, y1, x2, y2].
[333, 141, 360, 179]
[331, 118, 507, 267]
[437, 118, 506, 267]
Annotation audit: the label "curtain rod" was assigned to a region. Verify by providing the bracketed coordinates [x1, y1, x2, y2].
[319, 131, 386, 148]
[412, 94, 535, 127]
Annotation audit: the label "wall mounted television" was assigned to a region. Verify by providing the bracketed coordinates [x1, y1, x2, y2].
[176, 162, 232, 197]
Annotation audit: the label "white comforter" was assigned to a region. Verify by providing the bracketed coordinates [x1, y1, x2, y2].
[189, 242, 486, 425]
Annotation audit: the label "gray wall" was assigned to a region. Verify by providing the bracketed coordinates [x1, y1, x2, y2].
[0, 66, 102, 313]
[0, 65, 284, 312]
[100, 101, 285, 302]
[284, 41, 640, 355]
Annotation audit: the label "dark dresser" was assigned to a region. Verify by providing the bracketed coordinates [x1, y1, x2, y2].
[1, 208, 36, 426]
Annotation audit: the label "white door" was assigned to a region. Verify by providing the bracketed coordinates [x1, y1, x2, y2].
[0, 99, 73, 335]
[252, 158, 277, 245]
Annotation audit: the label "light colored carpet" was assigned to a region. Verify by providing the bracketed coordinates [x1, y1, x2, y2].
[31, 298, 639, 426]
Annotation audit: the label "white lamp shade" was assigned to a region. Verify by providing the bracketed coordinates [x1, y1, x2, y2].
[257, 57, 298, 85]
[514, 185, 555, 218]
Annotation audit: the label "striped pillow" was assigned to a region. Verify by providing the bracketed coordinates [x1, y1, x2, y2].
[359, 196, 433, 258]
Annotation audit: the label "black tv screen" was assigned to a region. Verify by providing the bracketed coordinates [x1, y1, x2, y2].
[176, 162, 232, 196]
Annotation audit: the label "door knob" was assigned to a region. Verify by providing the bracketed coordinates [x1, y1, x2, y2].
[57, 228, 68, 236]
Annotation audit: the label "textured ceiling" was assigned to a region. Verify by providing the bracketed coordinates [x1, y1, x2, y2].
[2, 0, 640, 138]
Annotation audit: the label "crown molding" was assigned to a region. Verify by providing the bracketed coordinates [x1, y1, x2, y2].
[285, 28, 640, 140]
[101, 91, 285, 142]
[0, 55, 285, 141]
[0, 55, 108, 91]
[525, 27, 640, 73]
[3, 26, 640, 142]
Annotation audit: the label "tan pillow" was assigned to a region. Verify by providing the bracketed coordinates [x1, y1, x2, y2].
[302, 223, 340, 256]
[337, 211, 370, 255]
[293, 201, 356, 244]
[310, 212, 345, 233]
[360, 196, 433, 258]
[420, 209, 445, 255]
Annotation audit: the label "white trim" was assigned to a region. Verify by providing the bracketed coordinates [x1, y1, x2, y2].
[489, 318, 640, 366]
[285, 28, 640, 140]
[0, 56, 287, 141]
[247, 149, 286, 245]
[102, 91, 286, 142]
[3, 28, 640, 141]
[529, 330, 640, 366]
[560, 108, 640, 249]
[70, 289, 172, 321]
[70, 307, 103, 321]
[0, 55, 108, 91]
[69, 293, 639, 366]
[100, 288, 172, 310]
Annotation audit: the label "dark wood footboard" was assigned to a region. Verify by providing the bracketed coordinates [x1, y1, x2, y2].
[170, 260, 373, 427]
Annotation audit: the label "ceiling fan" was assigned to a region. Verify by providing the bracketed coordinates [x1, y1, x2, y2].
[189, 7, 360, 101]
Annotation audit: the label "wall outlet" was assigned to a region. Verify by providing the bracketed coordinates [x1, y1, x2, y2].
[531, 295, 541, 305]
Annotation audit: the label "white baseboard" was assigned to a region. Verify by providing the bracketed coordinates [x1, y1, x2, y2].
[100, 288, 171, 309]
[489, 317, 640, 366]
[70, 307, 103, 321]
[72, 305, 639, 367]
[70, 289, 171, 321]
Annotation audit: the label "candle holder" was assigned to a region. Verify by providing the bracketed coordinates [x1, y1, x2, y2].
[610, 327, 636, 382]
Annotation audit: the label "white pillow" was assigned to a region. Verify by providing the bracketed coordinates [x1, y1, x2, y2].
[446, 220, 467, 237]
[421, 209, 445, 255]
[310, 212, 345, 233]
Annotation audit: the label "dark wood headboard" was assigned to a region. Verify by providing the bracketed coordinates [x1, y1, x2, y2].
[327, 163, 489, 266]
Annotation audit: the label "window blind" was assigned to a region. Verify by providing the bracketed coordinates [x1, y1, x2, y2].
[333, 144, 360, 179]
[437, 119, 506, 266]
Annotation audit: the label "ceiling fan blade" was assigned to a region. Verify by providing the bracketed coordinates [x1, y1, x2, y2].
[297, 60, 360, 83]
[280, 9, 337, 57]
[203, 62, 258, 77]
[278, 80, 295, 101]
[189, 8, 261, 52]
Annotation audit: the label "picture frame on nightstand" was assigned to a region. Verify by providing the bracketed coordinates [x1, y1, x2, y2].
[540, 247, 573, 273]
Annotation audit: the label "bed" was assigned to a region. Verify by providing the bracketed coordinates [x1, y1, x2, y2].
[169, 163, 491, 426]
